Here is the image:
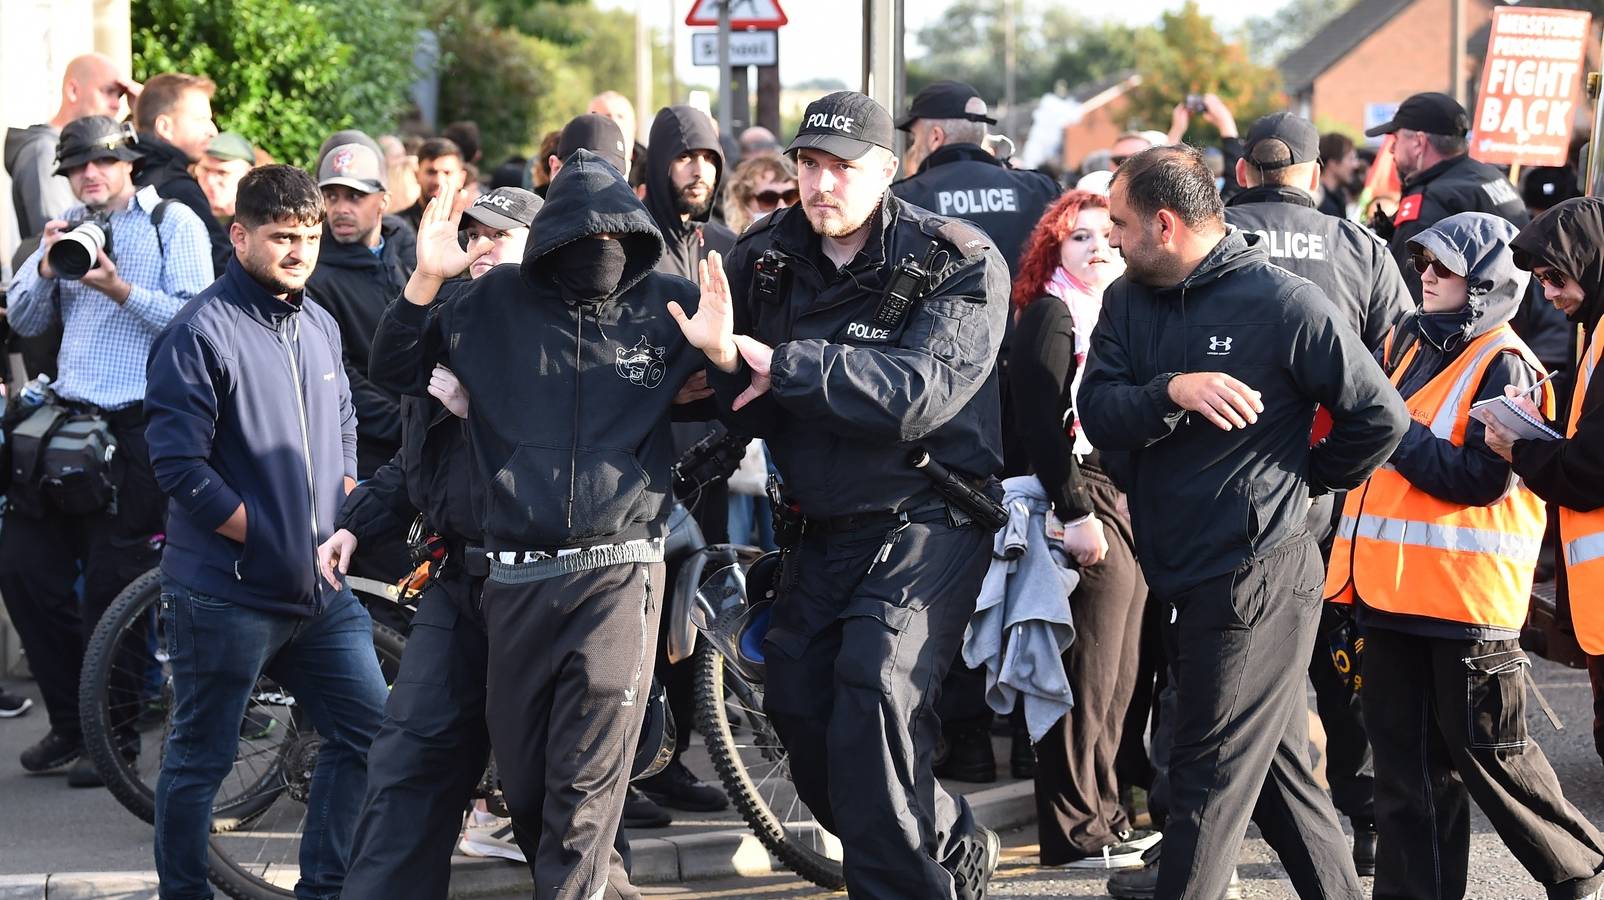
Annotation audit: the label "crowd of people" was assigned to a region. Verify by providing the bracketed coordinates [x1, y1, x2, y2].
[2, 47, 1604, 900]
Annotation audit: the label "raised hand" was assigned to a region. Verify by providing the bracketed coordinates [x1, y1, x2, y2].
[668, 250, 739, 372]
[413, 185, 487, 282]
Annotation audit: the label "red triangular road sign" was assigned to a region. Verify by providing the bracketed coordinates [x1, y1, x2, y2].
[686, 0, 788, 29]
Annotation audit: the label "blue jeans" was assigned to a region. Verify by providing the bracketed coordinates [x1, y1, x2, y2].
[154, 579, 387, 900]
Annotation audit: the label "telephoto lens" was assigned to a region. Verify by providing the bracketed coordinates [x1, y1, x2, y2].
[47, 220, 109, 280]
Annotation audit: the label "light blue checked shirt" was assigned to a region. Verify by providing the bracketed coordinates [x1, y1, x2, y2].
[8, 185, 213, 409]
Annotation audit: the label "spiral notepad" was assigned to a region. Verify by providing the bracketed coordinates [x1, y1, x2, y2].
[1469, 395, 1563, 441]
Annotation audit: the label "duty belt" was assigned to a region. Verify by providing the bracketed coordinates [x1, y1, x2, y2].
[806, 501, 953, 534]
[474, 538, 666, 585]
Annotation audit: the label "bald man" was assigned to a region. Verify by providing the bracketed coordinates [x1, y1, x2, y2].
[587, 90, 641, 177]
[5, 54, 138, 240]
[738, 126, 780, 159]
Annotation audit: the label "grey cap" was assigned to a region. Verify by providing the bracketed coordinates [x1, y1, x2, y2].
[316, 132, 387, 193]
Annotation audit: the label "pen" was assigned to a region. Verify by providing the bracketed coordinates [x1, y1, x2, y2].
[1517, 370, 1558, 398]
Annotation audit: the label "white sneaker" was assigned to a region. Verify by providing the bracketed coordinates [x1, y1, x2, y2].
[458, 815, 525, 863]
[1057, 835, 1152, 869]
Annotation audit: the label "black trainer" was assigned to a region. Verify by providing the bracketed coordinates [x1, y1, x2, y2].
[637, 759, 729, 812]
[935, 726, 997, 784]
[0, 689, 31, 718]
[66, 756, 104, 788]
[1009, 723, 1036, 780]
[1352, 821, 1377, 877]
[623, 786, 672, 829]
[944, 823, 1001, 900]
[20, 730, 81, 773]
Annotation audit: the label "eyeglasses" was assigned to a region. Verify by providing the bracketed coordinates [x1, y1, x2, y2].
[1410, 252, 1459, 280]
[1534, 268, 1570, 291]
[752, 189, 799, 211]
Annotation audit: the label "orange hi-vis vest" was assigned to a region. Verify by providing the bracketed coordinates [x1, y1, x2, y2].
[1561, 333, 1604, 653]
[1324, 323, 1555, 630]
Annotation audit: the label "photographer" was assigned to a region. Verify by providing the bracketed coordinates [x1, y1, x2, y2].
[1, 115, 211, 784]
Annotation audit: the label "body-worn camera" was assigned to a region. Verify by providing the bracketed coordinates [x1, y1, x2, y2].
[48, 215, 114, 280]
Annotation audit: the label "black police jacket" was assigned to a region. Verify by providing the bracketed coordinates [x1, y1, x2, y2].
[1386, 154, 1528, 302]
[334, 394, 481, 548]
[1225, 184, 1410, 351]
[307, 216, 418, 479]
[708, 192, 1010, 519]
[890, 143, 1060, 272]
[1076, 228, 1409, 596]
[370, 150, 705, 551]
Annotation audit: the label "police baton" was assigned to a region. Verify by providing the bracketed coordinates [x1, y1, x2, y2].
[908, 449, 1009, 532]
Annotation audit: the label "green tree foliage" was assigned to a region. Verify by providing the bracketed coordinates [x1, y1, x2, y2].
[907, 0, 1138, 104]
[132, 0, 425, 168]
[1124, 2, 1285, 139]
[1242, 0, 1361, 66]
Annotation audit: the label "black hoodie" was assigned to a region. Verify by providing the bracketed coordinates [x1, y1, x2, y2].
[133, 132, 231, 272]
[369, 150, 705, 550]
[1076, 227, 1409, 597]
[306, 214, 418, 478]
[1509, 197, 1604, 514]
[644, 106, 736, 281]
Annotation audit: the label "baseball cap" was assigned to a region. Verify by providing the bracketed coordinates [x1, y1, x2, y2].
[316, 134, 387, 194]
[896, 80, 997, 131]
[463, 186, 542, 231]
[1365, 92, 1470, 138]
[55, 116, 141, 174]
[1243, 113, 1321, 169]
[557, 114, 628, 174]
[207, 132, 255, 163]
[786, 91, 896, 161]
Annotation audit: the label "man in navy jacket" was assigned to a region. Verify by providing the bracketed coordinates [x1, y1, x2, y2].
[143, 164, 388, 900]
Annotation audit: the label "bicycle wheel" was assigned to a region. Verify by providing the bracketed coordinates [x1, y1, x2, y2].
[206, 618, 406, 900]
[694, 641, 845, 890]
[79, 569, 292, 829]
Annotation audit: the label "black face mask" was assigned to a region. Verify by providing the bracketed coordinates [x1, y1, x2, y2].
[1417, 306, 1475, 351]
[549, 237, 627, 302]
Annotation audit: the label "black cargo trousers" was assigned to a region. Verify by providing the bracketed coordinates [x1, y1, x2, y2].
[763, 505, 992, 899]
[480, 547, 663, 900]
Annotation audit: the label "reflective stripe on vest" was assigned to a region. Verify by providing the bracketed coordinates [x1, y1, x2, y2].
[1324, 324, 1552, 630]
[1561, 334, 1604, 653]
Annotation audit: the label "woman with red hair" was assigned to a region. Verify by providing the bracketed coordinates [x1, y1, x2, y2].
[1009, 190, 1156, 868]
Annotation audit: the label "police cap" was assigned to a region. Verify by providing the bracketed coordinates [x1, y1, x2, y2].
[1365, 92, 1470, 138]
[1243, 113, 1321, 170]
[463, 186, 542, 231]
[55, 116, 140, 175]
[786, 91, 895, 161]
[896, 80, 998, 131]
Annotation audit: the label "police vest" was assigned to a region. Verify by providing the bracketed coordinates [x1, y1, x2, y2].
[1324, 324, 1554, 631]
[1561, 334, 1604, 653]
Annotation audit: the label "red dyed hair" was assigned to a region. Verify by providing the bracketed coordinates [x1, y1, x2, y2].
[1010, 189, 1110, 313]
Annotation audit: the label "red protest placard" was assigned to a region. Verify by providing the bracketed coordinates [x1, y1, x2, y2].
[1472, 7, 1592, 167]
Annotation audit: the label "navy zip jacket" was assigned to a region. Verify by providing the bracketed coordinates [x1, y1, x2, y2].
[146, 257, 359, 615]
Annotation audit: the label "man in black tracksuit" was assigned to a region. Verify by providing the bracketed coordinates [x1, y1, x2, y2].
[891, 82, 1063, 776]
[1366, 93, 1528, 304]
[674, 92, 1009, 900]
[1077, 145, 1409, 900]
[1225, 112, 1411, 869]
[369, 149, 704, 899]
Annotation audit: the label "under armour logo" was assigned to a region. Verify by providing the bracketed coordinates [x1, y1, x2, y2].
[1207, 336, 1233, 356]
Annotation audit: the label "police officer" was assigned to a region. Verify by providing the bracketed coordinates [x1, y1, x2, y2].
[1367, 92, 1528, 302]
[891, 77, 1062, 781]
[671, 91, 1009, 900]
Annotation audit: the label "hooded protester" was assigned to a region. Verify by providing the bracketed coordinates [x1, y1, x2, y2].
[642, 105, 735, 281]
[1487, 197, 1604, 774]
[368, 149, 705, 899]
[1325, 211, 1604, 900]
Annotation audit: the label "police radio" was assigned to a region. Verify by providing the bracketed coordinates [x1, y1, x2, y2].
[874, 244, 942, 329]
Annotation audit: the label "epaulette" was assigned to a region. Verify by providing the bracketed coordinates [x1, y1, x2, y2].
[920, 216, 992, 260]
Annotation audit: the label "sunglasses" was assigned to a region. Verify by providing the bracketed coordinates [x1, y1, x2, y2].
[752, 189, 799, 211]
[1410, 252, 1459, 280]
[1534, 268, 1569, 291]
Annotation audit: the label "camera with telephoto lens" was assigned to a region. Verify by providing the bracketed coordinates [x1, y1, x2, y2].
[47, 214, 115, 280]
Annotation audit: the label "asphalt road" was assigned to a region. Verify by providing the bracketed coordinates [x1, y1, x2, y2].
[4, 654, 1601, 898]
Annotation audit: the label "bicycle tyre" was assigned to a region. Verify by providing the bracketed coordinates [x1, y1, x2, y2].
[694, 641, 845, 890]
[79, 569, 288, 829]
[205, 620, 406, 900]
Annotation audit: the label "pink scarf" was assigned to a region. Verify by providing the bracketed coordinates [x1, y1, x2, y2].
[1043, 266, 1102, 453]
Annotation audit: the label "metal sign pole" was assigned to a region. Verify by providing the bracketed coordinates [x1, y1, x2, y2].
[718, 1, 733, 137]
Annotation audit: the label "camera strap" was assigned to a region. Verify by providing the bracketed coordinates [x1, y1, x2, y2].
[150, 198, 176, 257]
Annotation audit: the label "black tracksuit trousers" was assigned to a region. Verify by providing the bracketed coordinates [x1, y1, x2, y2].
[1363, 628, 1604, 900]
[342, 569, 639, 900]
[763, 512, 990, 900]
[482, 558, 661, 900]
[1034, 466, 1149, 862]
[1154, 538, 1362, 900]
